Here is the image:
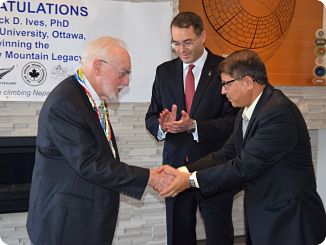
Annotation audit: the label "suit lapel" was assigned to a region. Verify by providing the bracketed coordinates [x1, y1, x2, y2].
[174, 60, 187, 112]
[242, 84, 274, 143]
[189, 51, 218, 116]
[234, 109, 245, 148]
[109, 125, 120, 160]
[74, 78, 104, 134]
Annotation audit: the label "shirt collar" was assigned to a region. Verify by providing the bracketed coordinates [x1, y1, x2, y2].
[242, 91, 263, 120]
[183, 48, 207, 73]
[82, 73, 102, 107]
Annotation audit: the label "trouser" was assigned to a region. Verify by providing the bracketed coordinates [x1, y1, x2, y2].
[165, 188, 236, 245]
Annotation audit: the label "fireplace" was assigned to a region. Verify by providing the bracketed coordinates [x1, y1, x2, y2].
[0, 136, 36, 213]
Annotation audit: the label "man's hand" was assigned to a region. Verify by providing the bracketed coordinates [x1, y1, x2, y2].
[165, 110, 192, 134]
[158, 165, 191, 197]
[148, 167, 175, 192]
[159, 104, 177, 132]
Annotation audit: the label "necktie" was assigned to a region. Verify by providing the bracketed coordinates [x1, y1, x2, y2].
[242, 115, 249, 138]
[98, 100, 107, 131]
[185, 64, 195, 113]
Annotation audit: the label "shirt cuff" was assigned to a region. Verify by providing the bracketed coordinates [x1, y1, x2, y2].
[192, 126, 199, 142]
[192, 171, 200, 188]
[178, 166, 189, 173]
[157, 125, 167, 140]
[178, 167, 199, 188]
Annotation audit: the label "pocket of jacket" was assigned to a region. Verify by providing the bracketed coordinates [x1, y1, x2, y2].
[53, 192, 93, 211]
[264, 197, 294, 211]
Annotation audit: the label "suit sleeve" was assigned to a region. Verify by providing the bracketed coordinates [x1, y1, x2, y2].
[45, 96, 149, 200]
[145, 68, 163, 140]
[190, 104, 298, 194]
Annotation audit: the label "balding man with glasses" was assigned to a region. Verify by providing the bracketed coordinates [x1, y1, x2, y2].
[146, 11, 238, 245]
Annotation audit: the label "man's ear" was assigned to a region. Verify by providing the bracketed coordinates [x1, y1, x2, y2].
[243, 75, 255, 89]
[93, 59, 102, 75]
[200, 30, 207, 43]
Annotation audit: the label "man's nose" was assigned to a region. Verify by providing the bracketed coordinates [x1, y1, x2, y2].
[221, 86, 226, 95]
[121, 76, 130, 86]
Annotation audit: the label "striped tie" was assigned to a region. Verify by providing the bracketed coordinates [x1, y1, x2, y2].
[98, 101, 106, 131]
[242, 115, 249, 138]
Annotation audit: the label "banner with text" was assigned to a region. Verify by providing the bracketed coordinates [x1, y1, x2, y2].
[0, 0, 172, 101]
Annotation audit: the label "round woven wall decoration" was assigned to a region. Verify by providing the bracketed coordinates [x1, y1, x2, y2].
[203, 0, 296, 49]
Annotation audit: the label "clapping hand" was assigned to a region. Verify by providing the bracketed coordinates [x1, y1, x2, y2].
[159, 104, 177, 132]
[165, 110, 192, 134]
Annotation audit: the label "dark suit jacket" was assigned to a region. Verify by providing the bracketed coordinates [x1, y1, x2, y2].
[145, 49, 238, 165]
[187, 84, 326, 245]
[26, 76, 149, 245]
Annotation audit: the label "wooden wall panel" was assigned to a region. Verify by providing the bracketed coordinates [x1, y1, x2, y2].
[180, 0, 324, 86]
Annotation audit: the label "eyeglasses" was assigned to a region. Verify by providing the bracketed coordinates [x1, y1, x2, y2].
[221, 77, 243, 89]
[171, 33, 201, 50]
[100, 59, 131, 79]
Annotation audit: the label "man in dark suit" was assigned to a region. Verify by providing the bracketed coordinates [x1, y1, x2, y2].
[145, 12, 238, 245]
[160, 49, 326, 245]
[26, 36, 169, 245]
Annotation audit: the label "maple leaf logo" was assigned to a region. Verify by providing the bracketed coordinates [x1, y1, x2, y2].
[21, 62, 47, 86]
[29, 69, 40, 80]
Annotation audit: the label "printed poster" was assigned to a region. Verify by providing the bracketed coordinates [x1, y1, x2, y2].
[0, 0, 173, 101]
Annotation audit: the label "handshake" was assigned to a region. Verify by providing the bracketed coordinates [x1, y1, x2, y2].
[148, 165, 192, 197]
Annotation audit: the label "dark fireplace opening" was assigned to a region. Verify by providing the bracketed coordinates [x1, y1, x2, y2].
[0, 136, 36, 214]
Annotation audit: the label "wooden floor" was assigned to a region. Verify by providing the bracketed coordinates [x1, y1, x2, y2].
[197, 236, 246, 245]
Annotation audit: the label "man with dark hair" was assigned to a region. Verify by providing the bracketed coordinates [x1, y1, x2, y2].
[146, 12, 238, 245]
[161, 49, 326, 245]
